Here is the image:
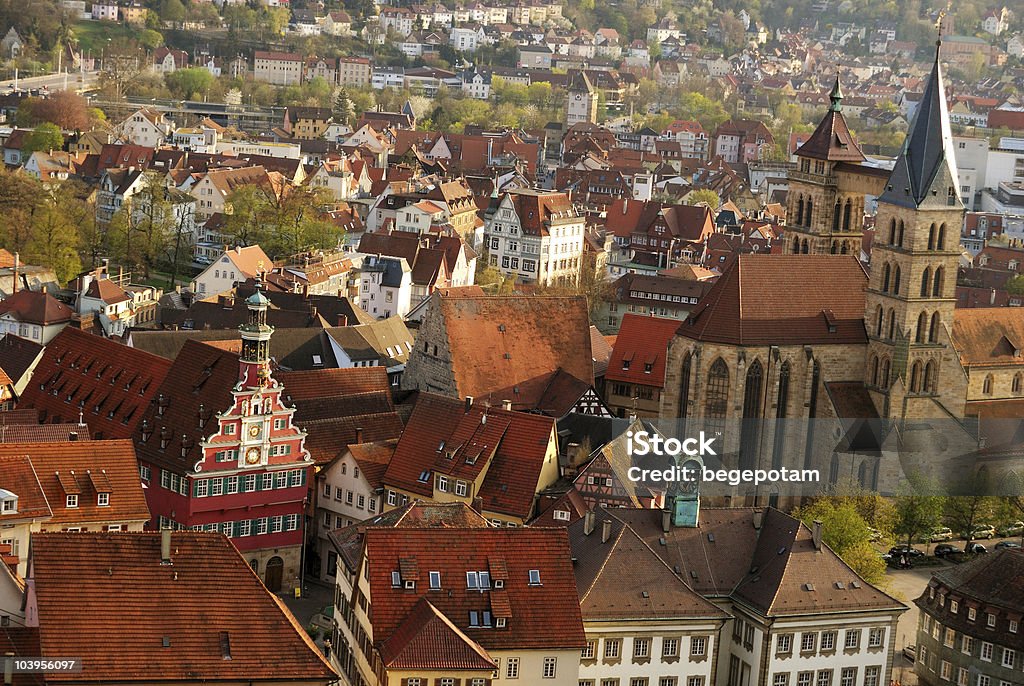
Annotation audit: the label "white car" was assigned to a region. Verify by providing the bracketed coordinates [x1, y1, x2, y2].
[930, 527, 953, 542]
[972, 524, 997, 540]
[1000, 521, 1024, 537]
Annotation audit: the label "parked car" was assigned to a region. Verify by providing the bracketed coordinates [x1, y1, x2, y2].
[972, 524, 997, 540]
[965, 542, 988, 554]
[930, 527, 954, 542]
[934, 543, 961, 558]
[889, 545, 925, 558]
[867, 527, 882, 542]
[903, 645, 916, 661]
[994, 541, 1021, 550]
[999, 521, 1024, 537]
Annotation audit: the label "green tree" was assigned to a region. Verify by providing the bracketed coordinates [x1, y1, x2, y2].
[793, 498, 884, 584]
[165, 67, 214, 100]
[334, 87, 355, 127]
[893, 471, 945, 548]
[138, 29, 164, 50]
[22, 123, 64, 156]
[944, 472, 998, 543]
[1006, 274, 1024, 296]
[26, 187, 82, 283]
[687, 189, 721, 208]
[159, 0, 185, 24]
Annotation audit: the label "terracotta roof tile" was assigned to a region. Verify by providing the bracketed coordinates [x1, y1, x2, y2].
[0, 334, 43, 385]
[0, 440, 149, 527]
[29, 531, 337, 682]
[364, 527, 586, 653]
[0, 290, 74, 325]
[0, 453, 51, 523]
[951, 307, 1024, 368]
[380, 598, 496, 671]
[19, 328, 172, 439]
[83, 278, 130, 304]
[679, 255, 868, 346]
[606, 314, 681, 388]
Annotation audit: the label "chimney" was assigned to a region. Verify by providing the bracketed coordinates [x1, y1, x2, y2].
[160, 528, 172, 565]
[662, 508, 671, 533]
[812, 520, 823, 551]
[11, 252, 17, 294]
[4, 651, 13, 686]
[583, 509, 595, 536]
[337, 314, 348, 327]
[69, 431, 78, 441]
[464, 396, 474, 413]
[501, 399, 512, 411]
[601, 518, 612, 544]
[355, 427, 363, 444]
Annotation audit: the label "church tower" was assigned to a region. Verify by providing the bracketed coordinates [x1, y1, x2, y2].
[785, 76, 869, 255]
[565, 70, 598, 126]
[863, 41, 965, 418]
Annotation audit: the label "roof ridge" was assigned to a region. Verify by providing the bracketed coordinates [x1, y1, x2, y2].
[578, 518, 624, 605]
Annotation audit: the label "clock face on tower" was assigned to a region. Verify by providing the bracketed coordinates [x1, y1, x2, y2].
[249, 423, 261, 438]
[245, 446, 261, 465]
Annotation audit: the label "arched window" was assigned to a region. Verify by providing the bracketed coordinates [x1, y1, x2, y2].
[937, 223, 946, 250]
[870, 354, 879, 387]
[841, 240, 849, 254]
[983, 374, 994, 395]
[802, 239, 809, 254]
[921, 267, 931, 297]
[888, 218, 897, 244]
[776, 361, 791, 418]
[796, 196, 804, 225]
[1013, 373, 1022, 395]
[875, 305, 884, 337]
[832, 202, 841, 231]
[843, 199, 852, 231]
[929, 312, 940, 343]
[881, 358, 891, 388]
[893, 265, 901, 295]
[882, 263, 891, 292]
[792, 237, 800, 254]
[743, 360, 764, 419]
[704, 358, 729, 420]
[927, 223, 936, 250]
[806, 199, 814, 227]
[680, 352, 692, 418]
[830, 242, 838, 255]
[933, 267, 944, 297]
[887, 310, 896, 339]
[910, 361, 922, 393]
[916, 312, 928, 343]
[897, 220, 905, 247]
[925, 361, 937, 393]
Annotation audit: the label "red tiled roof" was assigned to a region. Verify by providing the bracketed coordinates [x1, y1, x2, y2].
[0, 453, 51, 522]
[346, 439, 398, 490]
[18, 328, 172, 439]
[951, 308, 1024, 368]
[364, 527, 586, 653]
[0, 290, 74, 325]
[505, 189, 577, 237]
[606, 314, 681, 388]
[427, 293, 595, 409]
[795, 105, 865, 162]
[678, 254, 868, 346]
[0, 440, 149, 527]
[29, 531, 337, 682]
[380, 598, 496, 671]
[83, 277, 130, 304]
[383, 393, 555, 520]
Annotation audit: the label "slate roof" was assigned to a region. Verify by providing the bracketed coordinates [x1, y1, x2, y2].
[363, 527, 586, 653]
[129, 327, 337, 371]
[382, 393, 555, 520]
[18, 328, 171, 439]
[678, 255, 868, 346]
[878, 44, 962, 210]
[0, 627, 43, 686]
[325, 317, 414, 367]
[0, 290, 74, 325]
[29, 531, 337, 682]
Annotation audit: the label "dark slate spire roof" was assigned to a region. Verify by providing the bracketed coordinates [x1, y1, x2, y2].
[793, 74, 865, 162]
[878, 42, 963, 210]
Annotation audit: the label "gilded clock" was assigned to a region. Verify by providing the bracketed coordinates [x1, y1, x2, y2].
[249, 423, 261, 438]
[245, 446, 261, 465]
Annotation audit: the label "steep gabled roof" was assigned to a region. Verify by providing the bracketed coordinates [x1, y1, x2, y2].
[678, 255, 868, 346]
[380, 598, 496, 671]
[606, 314, 680, 388]
[18, 328, 171, 439]
[0, 453, 51, 522]
[29, 532, 337, 682]
[795, 77, 865, 162]
[0, 290, 74, 325]
[878, 43, 962, 210]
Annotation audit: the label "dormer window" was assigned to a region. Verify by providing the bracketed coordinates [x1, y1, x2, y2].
[0, 491, 17, 514]
[97, 492, 110, 507]
[66, 494, 79, 508]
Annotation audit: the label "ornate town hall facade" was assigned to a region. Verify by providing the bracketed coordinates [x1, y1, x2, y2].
[657, 44, 1023, 496]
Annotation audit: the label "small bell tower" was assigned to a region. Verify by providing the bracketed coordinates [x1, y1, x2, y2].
[238, 282, 273, 390]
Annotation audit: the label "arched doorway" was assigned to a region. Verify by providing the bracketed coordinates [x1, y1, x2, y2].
[266, 556, 284, 592]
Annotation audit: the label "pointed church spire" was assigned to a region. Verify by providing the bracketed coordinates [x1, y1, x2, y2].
[829, 74, 843, 112]
[877, 40, 962, 210]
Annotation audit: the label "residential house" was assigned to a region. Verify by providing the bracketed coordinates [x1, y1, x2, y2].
[605, 314, 683, 418]
[353, 255, 413, 319]
[23, 530, 337, 684]
[117, 108, 174, 148]
[323, 11, 352, 36]
[337, 56, 371, 86]
[0, 290, 73, 344]
[152, 47, 189, 73]
[253, 51, 304, 86]
[191, 245, 273, 297]
[713, 119, 775, 164]
[188, 165, 273, 222]
[324, 317, 415, 386]
[284, 106, 334, 140]
[0, 439, 150, 576]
